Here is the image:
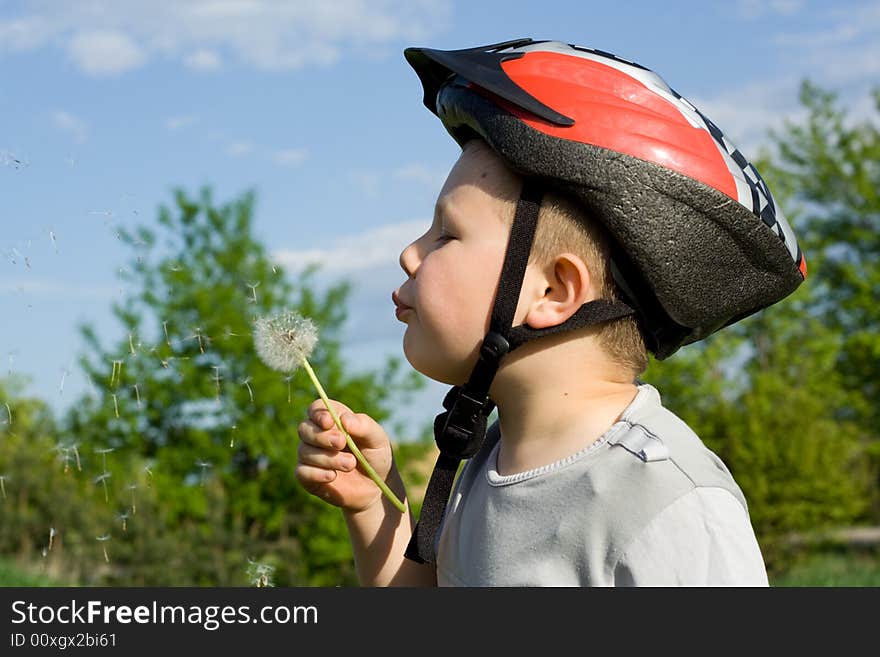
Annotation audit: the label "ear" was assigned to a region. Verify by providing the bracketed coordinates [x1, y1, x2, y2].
[520, 253, 595, 329]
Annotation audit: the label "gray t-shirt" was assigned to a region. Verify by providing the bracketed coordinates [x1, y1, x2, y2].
[435, 383, 769, 586]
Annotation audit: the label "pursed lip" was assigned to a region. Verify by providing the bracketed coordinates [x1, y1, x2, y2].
[392, 289, 413, 320]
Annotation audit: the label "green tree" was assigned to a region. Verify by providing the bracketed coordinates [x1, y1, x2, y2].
[763, 81, 880, 430]
[64, 187, 425, 585]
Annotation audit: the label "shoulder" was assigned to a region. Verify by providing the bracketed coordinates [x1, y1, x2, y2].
[614, 383, 748, 508]
[613, 487, 769, 586]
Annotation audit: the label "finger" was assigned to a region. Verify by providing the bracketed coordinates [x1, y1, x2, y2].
[297, 419, 346, 450]
[298, 443, 358, 472]
[295, 463, 338, 491]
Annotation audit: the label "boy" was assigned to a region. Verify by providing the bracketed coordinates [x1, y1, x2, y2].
[295, 39, 806, 586]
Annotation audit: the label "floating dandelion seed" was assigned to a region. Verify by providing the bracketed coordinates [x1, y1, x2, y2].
[192, 327, 205, 353]
[49, 229, 58, 253]
[129, 333, 137, 356]
[253, 311, 405, 513]
[94, 472, 111, 503]
[4, 402, 12, 427]
[110, 360, 123, 388]
[132, 384, 141, 408]
[111, 393, 119, 418]
[49, 527, 56, 551]
[246, 559, 275, 587]
[59, 367, 69, 395]
[283, 375, 294, 404]
[117, 511, 129, 532]
[246, 281, 260, 304]
[0, 475, 7, 499]
[95, 447, 114, 470]
[212, 366, 223, 400]
[163, 321, 171, 346]
[229, 424, 237, 448]
[96, 535, 111, 562]
[196, 459, 212, 486]
[128, 484, 137, 515]
[240, 377, 254, 404]
[143, 463, 153, 486]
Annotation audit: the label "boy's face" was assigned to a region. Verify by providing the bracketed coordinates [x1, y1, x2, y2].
[394, 141, 521, 385]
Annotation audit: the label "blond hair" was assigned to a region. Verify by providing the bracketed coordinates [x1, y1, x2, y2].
[509, 189, 648, 378]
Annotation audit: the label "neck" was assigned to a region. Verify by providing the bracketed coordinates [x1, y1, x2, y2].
[487, 335, 638, 475]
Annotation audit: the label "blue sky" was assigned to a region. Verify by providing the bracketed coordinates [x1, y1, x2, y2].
[1, 0, 879, 438]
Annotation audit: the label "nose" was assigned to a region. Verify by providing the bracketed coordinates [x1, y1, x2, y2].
[399, 239, 420, 278]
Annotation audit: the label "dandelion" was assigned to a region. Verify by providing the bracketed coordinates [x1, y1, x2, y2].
[96, 535, 111, 563]
[253, 310, 405, 513]
[246, 559, 274, 587]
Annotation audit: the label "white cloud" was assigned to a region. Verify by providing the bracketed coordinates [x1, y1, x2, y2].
[184, 49, 222, 71]
[271, 219, 426, 274]
[66, 29, 147, 76]
[737, 0, 805, 19]
[226, 140, 254, 157]
[166, 115, 198, 131]
[0, 0, 451, 76]
[51, 110, 88, 144]
[273, 148, 308, 166]
[0, 15, 52, 51]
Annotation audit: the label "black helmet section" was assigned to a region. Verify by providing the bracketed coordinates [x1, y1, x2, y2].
[404, 39, 575, 127]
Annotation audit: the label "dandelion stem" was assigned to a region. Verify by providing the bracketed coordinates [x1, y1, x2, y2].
[300, 357, 405, 513]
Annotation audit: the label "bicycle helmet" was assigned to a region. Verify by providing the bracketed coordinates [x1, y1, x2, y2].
[402, 38, 807, 564]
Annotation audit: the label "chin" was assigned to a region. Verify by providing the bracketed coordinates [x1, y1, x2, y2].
[402, 339, 466, 386]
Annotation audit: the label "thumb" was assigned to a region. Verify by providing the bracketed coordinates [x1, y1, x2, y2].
[339, 411, 389, 451]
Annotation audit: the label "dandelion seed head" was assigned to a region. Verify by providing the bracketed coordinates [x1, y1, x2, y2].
[253, 311, 318, 372]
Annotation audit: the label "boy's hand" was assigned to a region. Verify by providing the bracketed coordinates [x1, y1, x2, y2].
[296, 399, 396, 513]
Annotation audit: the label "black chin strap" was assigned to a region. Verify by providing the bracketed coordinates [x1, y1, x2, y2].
[404, 180, 634, 564]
